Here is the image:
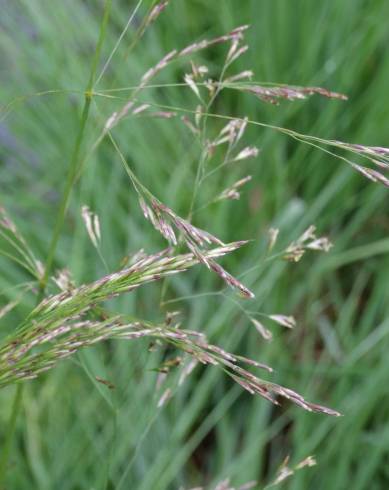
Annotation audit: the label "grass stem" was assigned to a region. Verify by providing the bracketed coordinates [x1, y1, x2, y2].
[0, 384, 23, 487]
[39, 0, 112, 298]
[0, 1, 112, 484]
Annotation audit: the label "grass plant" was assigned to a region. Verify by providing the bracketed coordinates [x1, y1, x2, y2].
[0, 1, 388, 489]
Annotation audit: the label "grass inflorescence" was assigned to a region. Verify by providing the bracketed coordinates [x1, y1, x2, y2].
[0, 1, 388, 489]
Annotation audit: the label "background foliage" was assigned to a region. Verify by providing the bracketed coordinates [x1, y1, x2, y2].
[1, 0, 389, 488]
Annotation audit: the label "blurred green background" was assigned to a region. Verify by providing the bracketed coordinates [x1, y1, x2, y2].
[1, 0, 389, 488]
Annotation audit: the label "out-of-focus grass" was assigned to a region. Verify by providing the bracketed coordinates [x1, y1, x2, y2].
[1, 0, 389, 488]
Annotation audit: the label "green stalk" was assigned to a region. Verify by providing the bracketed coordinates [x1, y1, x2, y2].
[39, 0, 112, 298]
[0, 384, 23, 486]
[0, 1, 112, 484]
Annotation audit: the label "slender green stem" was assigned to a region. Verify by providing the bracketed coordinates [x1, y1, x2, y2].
[0, 1, 112, 483]
[39, 0, 112, 298]
[38, 96, 92, 297]
[0, 384, 23, 486]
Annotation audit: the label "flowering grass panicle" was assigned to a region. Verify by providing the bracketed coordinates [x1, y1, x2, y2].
[2, 7, 389, 488]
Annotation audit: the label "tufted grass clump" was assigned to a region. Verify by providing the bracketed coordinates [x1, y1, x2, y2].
[1, 1, 388, 488]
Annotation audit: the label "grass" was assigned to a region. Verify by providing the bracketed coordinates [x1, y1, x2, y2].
[0, 0, 389, 489]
